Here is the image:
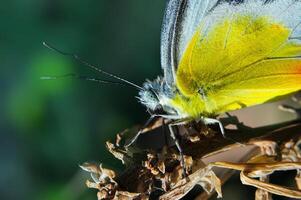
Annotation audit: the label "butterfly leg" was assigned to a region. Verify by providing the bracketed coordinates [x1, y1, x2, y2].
[203, 117, 245, 145]
[168, 119, 191, 178]
[125, 115, 157, 147]
[126, 114, 183, 147]
[162, 119, 169, 146]
[203, 117, 225, 137]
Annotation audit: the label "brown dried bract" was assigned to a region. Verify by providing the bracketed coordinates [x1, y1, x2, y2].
[82, 117, 301, 200]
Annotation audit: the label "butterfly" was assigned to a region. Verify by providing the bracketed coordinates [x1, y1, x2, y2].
[134, 0, 301, 139]
[43, 0, 301, 150]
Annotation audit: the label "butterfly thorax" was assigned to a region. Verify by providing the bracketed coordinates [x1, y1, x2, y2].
[169, 91, 219, 118]
[138, 77, 219, 118]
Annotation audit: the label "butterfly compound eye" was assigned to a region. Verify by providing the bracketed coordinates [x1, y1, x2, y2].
[154, 104, 164, 114]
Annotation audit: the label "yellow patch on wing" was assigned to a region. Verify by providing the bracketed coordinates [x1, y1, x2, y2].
[172, 15, 301, 117]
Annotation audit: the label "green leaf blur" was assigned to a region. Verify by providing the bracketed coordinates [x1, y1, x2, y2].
[1, 1, 164, 200]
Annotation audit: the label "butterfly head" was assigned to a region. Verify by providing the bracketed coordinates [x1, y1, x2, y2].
[138, 77, 177, 116]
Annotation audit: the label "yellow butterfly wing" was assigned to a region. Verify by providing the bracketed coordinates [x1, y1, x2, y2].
[172, 6, 301, 117]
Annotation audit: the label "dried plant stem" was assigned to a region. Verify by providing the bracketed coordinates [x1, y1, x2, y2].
[82, 118, 301, 200]
[211, 162, 301, 199]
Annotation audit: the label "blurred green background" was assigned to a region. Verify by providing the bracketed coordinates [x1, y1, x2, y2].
[2, 1, 164, 199]
[1, 1, 297, 200]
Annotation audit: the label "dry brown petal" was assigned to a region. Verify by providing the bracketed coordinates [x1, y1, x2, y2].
[198, 171, 222, 198]
[255, 176, 272, 200]
[86, 180, 101, 190]
[106, 141, 131, 164]
[211, 161, 301, 199]
[82, 162, 117, 185]
[293, 140, 301, 159]
[82, 117, 301, 200]
[158, 160, 166, 174]
[285, 140, 295, 149]
[161, 175, 169, 191]
[97, 189, 111, 200]
[184, 156, 193, 171]
[241, 170, 301, 199]
[99, 164, 116, 179]
[255, 188, 272, 200]
[212, 161, 301, 177]
[116, 133, 123, 147]
[147, 153, 155, 160]
[80, 162, 100, 174]
[160, 166, 222, 199]
[143, 156, 160, 176]
[106, 183, 116, 190]
[251, 141, 277, 156]
[188, 135, 201, 143]
[282, 139, 301, 162]
[168, 166, 183, 188]
[210, 171, 222, 198]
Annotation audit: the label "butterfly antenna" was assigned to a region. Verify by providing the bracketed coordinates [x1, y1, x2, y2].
[40, 73, 127, 86]
[42, 42, 144, 90]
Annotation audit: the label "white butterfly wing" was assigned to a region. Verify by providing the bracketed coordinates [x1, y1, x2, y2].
[160, 0, 219, 87]
[160, 0, 301, 87]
